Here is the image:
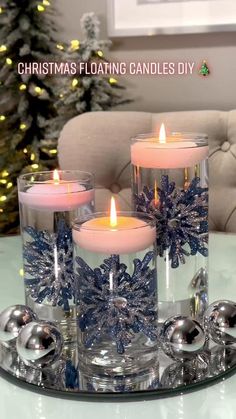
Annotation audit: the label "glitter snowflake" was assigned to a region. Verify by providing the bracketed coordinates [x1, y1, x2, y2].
[23, 219, 74, 311]
[65, 360, 79, 389]
[135, 176, 208, 268]
[75, 252, 157, 354]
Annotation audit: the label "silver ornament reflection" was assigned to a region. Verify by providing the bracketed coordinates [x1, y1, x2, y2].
[189, 268, 208, 320]
[204, 300, 236, 346]
[160, 316, 206, 361]
[210, 345, 236, 374]
[161, 359, 207, 387]
[16, 321, 63, 367]
[0, 305, 37, 343]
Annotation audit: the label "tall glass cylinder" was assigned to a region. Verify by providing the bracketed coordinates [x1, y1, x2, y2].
[73, 212, 158, 376]
[18, 170, 94, 342]
[131, 132, 209, 324]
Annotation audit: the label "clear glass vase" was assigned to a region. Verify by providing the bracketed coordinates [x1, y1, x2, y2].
[131, 132, 209, 324]
[18, 170, 94, 342]
[73, 212, 158, 376]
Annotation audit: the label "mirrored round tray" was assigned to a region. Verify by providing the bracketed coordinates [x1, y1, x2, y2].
[0, 341, 236, 401]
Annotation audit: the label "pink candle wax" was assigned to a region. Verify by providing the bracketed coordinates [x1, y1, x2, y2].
[19, 181, 94, 211]
[73, 198, 156, 254]
[131, 125, 208, 169]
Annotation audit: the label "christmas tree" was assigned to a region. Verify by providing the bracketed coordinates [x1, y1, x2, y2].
[199, 60, 210, 77]
[0, 8, 129, 234]
[48, 12, 130, 140]
[0, 0, 60, 234]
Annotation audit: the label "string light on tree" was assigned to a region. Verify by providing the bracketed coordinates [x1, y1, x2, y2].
[30, 153, 35, 161]
[0, 44, 6, 52]
[71, 78, 79, 88]
[0, 115, 6, 121]
[97, 50, 103, 57]
[109, 77, 117, 84]
[19, 84, 27, 91]
[6, 57, 12, 65]
[34, 86, 42, 95]
[56, 44, 64, 51]
[20, 123, 27, 131]
[37, 4, 45, 12]
[31, 164, 39, 169]
[70, 40, 80, 51]
[42, 0, 50, 5]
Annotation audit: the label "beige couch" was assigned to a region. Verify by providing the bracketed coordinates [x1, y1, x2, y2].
[58, 110, 236, 233]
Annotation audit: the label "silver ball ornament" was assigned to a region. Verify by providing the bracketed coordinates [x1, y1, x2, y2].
[204, 300, 236, 346]
[0, 305, 37, 343]
[161, 316, 206, 361]
[16, 321, 63, 367]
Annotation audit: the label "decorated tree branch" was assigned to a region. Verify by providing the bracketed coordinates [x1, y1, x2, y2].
[0, 0, 60, 233]
[48, 12, 130, 140]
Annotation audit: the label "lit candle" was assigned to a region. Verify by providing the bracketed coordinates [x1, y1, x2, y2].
[72, 197, 156, 254]
[19, 169, 94, 211]
[131, 123, 208, 169]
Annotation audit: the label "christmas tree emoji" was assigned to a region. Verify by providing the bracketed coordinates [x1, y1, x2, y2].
[199, 60, 210, 77]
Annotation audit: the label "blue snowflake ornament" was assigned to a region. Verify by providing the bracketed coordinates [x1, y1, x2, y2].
[23, 219, 75, 312]
[75, 252, 157, 354]
[135, 176, 208, 268]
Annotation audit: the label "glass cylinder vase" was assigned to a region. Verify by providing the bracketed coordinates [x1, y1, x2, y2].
[18, 170, 94, 342]
[73, 211, 158, 376]
[131, 132, 209, 324]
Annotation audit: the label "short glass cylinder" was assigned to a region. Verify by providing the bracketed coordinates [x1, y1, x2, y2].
[131, 133, 209, 324]
[18, 170, 94, 342]
[73, 212, 158, 376]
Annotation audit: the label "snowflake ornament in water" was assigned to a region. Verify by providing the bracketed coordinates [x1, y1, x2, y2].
[135, 176, 208, 268]
[76, 252, 157, 354]
[23, 220, 74, 311]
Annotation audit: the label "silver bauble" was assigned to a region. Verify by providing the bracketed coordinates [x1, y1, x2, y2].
[16, 321, 63, 367]
[0, 305, 37, 343]
[204, 300, 236, 346]
[160, 316, 206, 361]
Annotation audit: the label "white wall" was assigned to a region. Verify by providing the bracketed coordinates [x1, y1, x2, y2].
[57, 0, 236, 113]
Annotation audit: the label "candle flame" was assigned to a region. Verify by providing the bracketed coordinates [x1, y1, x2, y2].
[110, 196, 117, 228]
[184, 168, 190, 190]
[154, 180, 158, 206]
[53, 169, 60, 184]
[159, 123, 166, 144]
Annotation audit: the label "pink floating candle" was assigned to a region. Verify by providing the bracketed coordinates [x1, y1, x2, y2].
[73, 197, 156, 254]
[131, 124, 208, 169]
[19, 170, 94, 211]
